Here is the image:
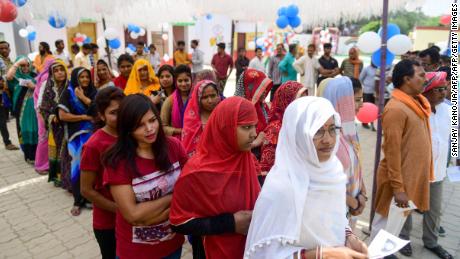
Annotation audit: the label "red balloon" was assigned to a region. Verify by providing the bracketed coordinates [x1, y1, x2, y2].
[440, 15, 451, 25]
[0, 0, 18, 22]
[356, 102, 379, 123]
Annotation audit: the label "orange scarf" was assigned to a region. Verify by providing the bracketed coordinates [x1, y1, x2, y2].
[349, 58, 362, 79]
[392, 88, 434, 181]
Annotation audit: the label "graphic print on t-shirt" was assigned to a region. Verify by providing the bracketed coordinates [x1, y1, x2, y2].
[131, 162, 180, 244]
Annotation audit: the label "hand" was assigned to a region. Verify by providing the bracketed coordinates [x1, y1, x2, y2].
[355, 194, 367, 215]
[52, 116, 59, 124]
[74, 87, 86, 100]
[322, 247, 368, 259]
[233, 210, 252, 235]
[149, 94, 161, 105]
[25, 80, 35, 89]
[346, 235, 368, 255]
[394, 192, 409, 208]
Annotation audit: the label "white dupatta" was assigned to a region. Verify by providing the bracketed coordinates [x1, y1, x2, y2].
[245, 97, 348, 259]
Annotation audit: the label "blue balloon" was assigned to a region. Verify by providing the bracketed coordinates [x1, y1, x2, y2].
[84, 37, 92, 44]
[276, 15, 289, 29]
[12, 0, 27, 7]
[48, 14, 67, 29]
[27, 31, 36, 41]
[108, 38, 121, 49]
[444, 48, 451, 57]
[278, 7, 287, 16]
[378, 23, 400, 40]
[206, 14, 213, 20]
[127, 24, 136, 32]
[286, 5, 299, 18]
[372, 48, 395, 68]
[289, 16, 301, 28]
[133, 26, 141, 34]
[127, 43, 136, 52]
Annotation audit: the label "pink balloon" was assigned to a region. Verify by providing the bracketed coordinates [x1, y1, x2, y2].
[440, 15, 451, 25]
[0, 0, 18, 22]
[356, 102, 379, 123]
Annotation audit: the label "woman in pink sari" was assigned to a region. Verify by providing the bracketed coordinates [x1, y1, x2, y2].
[160, 65, 192, 139]
[33, 58, 55, 174]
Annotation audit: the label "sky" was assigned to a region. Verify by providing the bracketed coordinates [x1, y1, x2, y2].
[422, 0, 452, 16]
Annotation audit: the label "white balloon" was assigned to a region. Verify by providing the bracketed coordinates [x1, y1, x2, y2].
[387, 34, 412, 55]
[247, 41, 256, 50]
[139, 28, 146, 36]
[82, 34, 88, 40]
[19, 29, 28, 38]
[357, 31, 381, 53]
[162, 23, 169, 30]
[163, 54, 170, 62]
[294, 26, 303, 34]
[256, 38, 265, 46]
[77, 42, 83, 47]
[104, 28, 118, 40]
[125, 47, 134, 54]
[26, 25, 35, 33]
[76, 33, 82, 38]
[161, 34, 168, 41]
[130, 31, 139, 39]
[97, 37, 107, 48]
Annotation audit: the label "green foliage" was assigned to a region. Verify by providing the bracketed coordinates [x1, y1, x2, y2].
[356, 10, 442, 35]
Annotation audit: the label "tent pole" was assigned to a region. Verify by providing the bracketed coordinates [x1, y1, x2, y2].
[102, 16, 113, 70]
[369, 0, 389, 233]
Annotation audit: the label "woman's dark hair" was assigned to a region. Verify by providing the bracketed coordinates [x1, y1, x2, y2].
[103, 94, 171, 175]
[349, 77, 362, 93]
[117, 54, 134, 67]
[40, 42, 52, 55]
[392, 60, 421, 88]
[93, 87, 125, 129]
[174, 64, 192, 80]
[158, 64, 176, 91]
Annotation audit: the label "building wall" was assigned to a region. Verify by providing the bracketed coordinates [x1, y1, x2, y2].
[413, 27, 450, 51]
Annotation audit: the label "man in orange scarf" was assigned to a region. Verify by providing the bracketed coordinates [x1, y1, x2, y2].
[340, 47, 363, 79]
[371, 60, 433, 258]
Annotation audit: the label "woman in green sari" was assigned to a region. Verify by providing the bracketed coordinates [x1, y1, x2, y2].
[6, 56, 38, 164]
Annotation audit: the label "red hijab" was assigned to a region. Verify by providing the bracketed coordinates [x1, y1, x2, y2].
[181, 80, 221, 157]
[170, 96, 261, 259]
[235, 68, 273, 133]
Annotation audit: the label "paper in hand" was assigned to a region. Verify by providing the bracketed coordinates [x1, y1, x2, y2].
[385, 199, 417, 236]
[368, 229, 410, 259]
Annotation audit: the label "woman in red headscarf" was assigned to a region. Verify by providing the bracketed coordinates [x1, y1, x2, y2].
[170, 97, 261, 259]
[181, 80, 222, 157]
[234, 68, 273, 160]
[259, 81, 304, 179]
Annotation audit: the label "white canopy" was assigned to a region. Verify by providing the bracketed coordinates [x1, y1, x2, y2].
[17, 0, 425, 27]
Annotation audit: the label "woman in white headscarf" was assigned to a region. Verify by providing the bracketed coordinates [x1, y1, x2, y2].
[244, 97, 368, 259]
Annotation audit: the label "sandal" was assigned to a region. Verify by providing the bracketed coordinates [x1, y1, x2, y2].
[399, 243, 412, 256]
[424, 245, 453, 259]
[70, 206, 81, 216]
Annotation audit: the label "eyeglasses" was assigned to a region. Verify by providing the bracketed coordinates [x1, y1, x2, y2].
[432, 87, 447, 93]
[313, 126, 341, 140]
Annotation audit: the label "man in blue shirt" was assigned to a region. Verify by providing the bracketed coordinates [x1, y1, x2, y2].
[279, 44, 298, 83]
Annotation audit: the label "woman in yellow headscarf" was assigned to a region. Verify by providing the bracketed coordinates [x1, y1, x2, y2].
[124, 59, 160, 96]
